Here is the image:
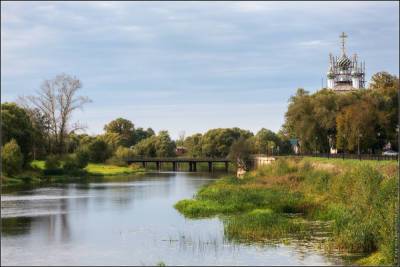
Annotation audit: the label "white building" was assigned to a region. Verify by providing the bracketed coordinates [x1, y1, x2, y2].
[327, 32, 365, 92]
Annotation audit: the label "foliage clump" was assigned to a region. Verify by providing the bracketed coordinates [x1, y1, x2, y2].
[1, 139, 24, 176]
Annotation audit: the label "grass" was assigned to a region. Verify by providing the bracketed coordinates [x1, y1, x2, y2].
[224, 208, 308, 242]
[30, 160, 144, 176]
[85, 163, 143, 176]
[1, 160, 145, 187]
[174, 157, 398, 265]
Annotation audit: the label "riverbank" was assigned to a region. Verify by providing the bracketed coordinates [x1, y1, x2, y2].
[174, 157, 398, 266]
[1, 160, 145, 187]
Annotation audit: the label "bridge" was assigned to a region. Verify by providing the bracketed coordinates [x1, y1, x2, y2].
[125, 157, 231, 172]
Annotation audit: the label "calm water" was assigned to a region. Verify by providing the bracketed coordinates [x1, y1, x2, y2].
[1, 172, 346, 266]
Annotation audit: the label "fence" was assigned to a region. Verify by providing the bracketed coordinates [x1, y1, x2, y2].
[276, 153, 398, 161]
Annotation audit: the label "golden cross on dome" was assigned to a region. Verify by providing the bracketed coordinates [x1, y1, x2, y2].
[340, 32, 348, 55]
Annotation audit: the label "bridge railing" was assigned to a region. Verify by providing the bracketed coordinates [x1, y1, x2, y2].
[124, 157, 230, 162]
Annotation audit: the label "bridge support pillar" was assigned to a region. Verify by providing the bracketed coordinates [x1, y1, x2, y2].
[172, 162, 177, 171]
[225, 162, 229, 172]
[142, 161, 146, 168]
[189, 162, 193, 172]
[156, 161, 160, 171]
[193, 162, 197, 172]
[208, 162, 212, 172]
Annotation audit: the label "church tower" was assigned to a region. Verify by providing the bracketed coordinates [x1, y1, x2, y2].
[327, 32, 365, 92]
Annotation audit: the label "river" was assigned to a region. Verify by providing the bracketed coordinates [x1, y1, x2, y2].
[1, 172, 347, 266]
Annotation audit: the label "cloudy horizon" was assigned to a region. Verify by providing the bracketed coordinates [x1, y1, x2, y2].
[1, 1, 399, 139]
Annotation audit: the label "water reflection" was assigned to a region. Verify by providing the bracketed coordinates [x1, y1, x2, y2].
[2, 172, 348, 266]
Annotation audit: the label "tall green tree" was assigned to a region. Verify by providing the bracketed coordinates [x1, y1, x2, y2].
[336, 100, 378, 153]
[133, 136, 157, 157]
[1, 103, 34, 162]
[155, 131, 176, 157]
[183, 133, 203, 157]
[134, 127, 155, 145]
[104, 118, 135, 147]
[254, 128, 281, 154]
[201, 128, 253, 158]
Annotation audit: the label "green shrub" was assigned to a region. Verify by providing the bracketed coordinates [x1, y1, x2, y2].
[87, 139, 111, 163]
[1, 139, 23, 176]
[63, 155, 79, 171]
[45, 154, 61, 170]
[114, 146, 135, 160]
[44, 154, 63, 175]
[75, 147, 90, 169]
[106, 146, 136, 166]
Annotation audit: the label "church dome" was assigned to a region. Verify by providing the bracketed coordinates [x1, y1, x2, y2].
[337, 54, 352, 69]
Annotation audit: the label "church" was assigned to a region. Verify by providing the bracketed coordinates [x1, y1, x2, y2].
[327, 32, 366, 92]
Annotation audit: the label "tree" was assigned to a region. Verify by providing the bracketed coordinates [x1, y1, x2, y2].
[336, 100, 378, 153]
[133, 127, 155, 145]
[201, 128, 253, 158]
[183, 133, 203, 157]
[1, 139, 23, 176]
[104, 118, 135, 147]
[176, 131, 186, 146]
[100, 132, 124, 151]
[133, 136, 157, 157]
[369, 72, 399, 151]
[228, 137, 253, 171]
[283, 88, 318, 153]
[87, 139, 111, 163]
[369, 72, 399, 91]
[254, 128, 281, 154]
[23, 73, 91, 154]
[1, 103, 34, 162]
[155, 131, 176, 157]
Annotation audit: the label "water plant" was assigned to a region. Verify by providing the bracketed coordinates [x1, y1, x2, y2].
[174, 157, 398, 265]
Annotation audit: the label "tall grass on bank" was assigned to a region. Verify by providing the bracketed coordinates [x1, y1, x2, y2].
[174, 157, 398, 265]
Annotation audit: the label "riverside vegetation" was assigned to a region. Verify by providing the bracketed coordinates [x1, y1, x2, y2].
[174, 157, 398, 266]
[2, 72, 398, 187]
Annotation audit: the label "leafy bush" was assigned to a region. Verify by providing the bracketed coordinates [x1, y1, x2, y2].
[114, 146, 135, 160]
[87, 139, 111, 163]
[1, 139, 23, 176]
[75, 147, 90, 168]
[107, 146, 136, 166]
[44, 154, 63, 175]
[62, 155, 79, 171]
[45, 154, 61, 170]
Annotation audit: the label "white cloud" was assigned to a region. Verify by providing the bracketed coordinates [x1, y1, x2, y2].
[298, 40, 331, 47]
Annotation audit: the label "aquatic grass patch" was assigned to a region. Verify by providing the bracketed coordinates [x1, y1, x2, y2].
[175, 157, 398, 265]
[224, 209, 308, 242]
[175, 176, 315, 218]
[174, 199, 233, 218]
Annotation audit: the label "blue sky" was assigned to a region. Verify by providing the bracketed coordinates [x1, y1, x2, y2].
[1, 1, 399, 139]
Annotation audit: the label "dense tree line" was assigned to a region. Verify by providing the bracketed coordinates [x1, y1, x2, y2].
[282, 72, 399, 153]
[2, 71, 397, 177]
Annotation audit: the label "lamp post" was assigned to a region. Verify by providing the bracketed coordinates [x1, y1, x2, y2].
[377, 132, 381, 155]
[315, 137, 318, 156]
[357, 133, 362, 157]
[396, 125, 399, 155]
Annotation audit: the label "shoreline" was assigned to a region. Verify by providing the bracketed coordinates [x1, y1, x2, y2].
[174, 157, 398, 266]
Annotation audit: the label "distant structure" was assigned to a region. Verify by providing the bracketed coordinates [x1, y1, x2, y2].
[327, 32, 365, 92]
[175, 146, 187, 156]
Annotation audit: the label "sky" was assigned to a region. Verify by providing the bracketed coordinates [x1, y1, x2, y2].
[1, 1, 399, 139]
